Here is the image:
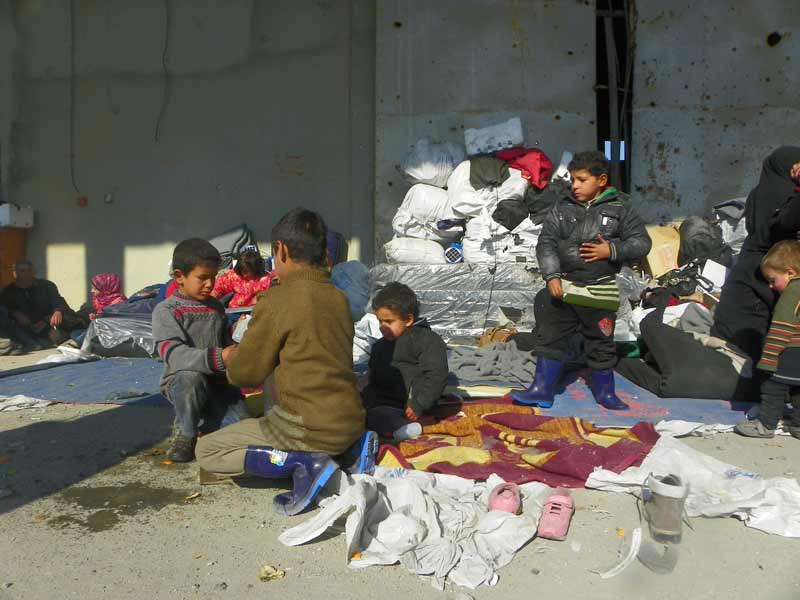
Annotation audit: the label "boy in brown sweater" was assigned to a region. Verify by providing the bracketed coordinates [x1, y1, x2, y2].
[196, 208, 374, 516]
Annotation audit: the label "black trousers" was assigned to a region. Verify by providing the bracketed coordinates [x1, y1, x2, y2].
[532, 288, 617, 370]
[711, 250, 775, 362]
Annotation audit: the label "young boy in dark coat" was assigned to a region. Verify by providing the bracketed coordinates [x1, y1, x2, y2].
[512, 151, 652, 410]
[363, 282, 448, 440]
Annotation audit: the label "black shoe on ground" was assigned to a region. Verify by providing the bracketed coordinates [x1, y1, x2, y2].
[166, 436, 197, 462]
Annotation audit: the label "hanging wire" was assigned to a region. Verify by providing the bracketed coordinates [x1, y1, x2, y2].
[68, 0, 81, 194]
[154, 0, 171, 142]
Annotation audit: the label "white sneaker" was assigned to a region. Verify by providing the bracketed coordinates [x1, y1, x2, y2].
[393, 422, 422, 442]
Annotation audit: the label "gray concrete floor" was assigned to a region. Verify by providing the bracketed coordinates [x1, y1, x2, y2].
[1, 352, 799, 599]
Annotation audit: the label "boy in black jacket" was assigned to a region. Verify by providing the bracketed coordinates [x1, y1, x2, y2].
[363, 282, 448, 440]
[513, 151, 652, 410]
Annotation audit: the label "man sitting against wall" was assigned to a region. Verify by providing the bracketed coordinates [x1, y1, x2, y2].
[0, 260, 87, 348]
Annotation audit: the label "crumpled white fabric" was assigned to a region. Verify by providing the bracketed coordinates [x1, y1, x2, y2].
[655, 420, 734, 437]
[0, 394, 56, 411]
[586, 435, 800, 537]
[280, 468, 549, 589]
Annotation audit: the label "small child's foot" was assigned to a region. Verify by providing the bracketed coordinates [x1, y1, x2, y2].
[734, 419, 775, 439]
[393, 422, 422, 442]
[166, 435, 197, 462]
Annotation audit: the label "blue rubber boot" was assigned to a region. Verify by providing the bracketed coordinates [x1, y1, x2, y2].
[244, 446, 340, 516]
[590, 369, 629, 410]
[510, 357, 564, 408]
[336, 430, 379, 475]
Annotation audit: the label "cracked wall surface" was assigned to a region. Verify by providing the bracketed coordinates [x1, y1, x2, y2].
[374, 0, 597, 256]
[631, 1, 800, 222]
[3, 0, 375, 304]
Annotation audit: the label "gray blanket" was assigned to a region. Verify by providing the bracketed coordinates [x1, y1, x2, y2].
[448, 340, 535, 386]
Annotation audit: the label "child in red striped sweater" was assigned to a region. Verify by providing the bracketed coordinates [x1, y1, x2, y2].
[736, 240, 800, 439]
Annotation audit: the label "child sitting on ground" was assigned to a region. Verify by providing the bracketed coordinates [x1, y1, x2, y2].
[196, 208, 374, 516]
[362, 282, 449, 440]
[152, 239, 240, 462]
[211, 247, 274, 308]
[736, 240, 800, 439]
[513, 150, 652, 410]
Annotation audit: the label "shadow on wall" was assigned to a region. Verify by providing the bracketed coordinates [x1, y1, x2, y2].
[0, 402, 173, 516]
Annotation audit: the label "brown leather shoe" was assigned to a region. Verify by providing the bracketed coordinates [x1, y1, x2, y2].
[166, 436, 197, 462]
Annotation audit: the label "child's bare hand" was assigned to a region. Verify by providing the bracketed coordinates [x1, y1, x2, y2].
[791, 161, 800, 183]
[580, 235, 612, 263]
[405, 405, 419, 421]
[221, 344, 238, 365]
[547, 278, 564, 300]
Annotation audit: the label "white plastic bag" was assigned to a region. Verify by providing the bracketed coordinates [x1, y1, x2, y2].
[392, 184, 461, 242]
[447, 161, 529, 218]
[464, 117, 523, 155]
[400, 138, 466, 188]
[353, 313, 382, 366]
[384, 237, 447, 264]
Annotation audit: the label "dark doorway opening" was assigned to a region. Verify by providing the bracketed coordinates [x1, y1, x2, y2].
[596, 0, 634, 192]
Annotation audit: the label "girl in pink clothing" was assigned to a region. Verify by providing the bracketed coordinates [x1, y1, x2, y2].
[212, 249, 273, 308]
[90, 274, 127, 319]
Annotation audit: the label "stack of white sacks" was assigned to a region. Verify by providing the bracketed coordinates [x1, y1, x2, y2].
[385, 118, 543, 265]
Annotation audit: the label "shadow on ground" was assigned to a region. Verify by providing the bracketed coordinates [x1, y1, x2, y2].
[0, 402, 174, 515]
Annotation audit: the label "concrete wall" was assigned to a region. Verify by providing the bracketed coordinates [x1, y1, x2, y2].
[4, 0, 375, 306]
[0, 1, 18, 205]
[631, 1, 800, 222]
[374, 0, 597, 254]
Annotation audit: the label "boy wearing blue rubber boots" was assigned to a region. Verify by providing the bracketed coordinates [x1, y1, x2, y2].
[513, 151, 651, 410]
[196, 208, 376, 515]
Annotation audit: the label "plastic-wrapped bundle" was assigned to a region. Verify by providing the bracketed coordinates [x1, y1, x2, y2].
[384, 237, 447, 264]
[463, 117, 524, 155]
[462, 210, 540, 265]
[370, 263, 543, 338]
[446, 161, 529, 218]
[392, 184, 462, 242]
[400, 138, 466, 188]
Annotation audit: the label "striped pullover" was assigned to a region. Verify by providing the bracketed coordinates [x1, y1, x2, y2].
[757, 279, 800, 372]
[152, 291, 230, 393]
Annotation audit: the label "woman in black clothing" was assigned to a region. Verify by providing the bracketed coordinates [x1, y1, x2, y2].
[712, 146, 800, 362]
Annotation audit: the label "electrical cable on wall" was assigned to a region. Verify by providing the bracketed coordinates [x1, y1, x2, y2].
[68, 0, 81, 195]
[154, 0, 172, 142]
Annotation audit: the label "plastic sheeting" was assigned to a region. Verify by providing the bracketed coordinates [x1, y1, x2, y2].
[82, 315, 156, 356]
[280, 468, 549, 590]
[370, 263, 542, 338]
[586, 435, 800, 538]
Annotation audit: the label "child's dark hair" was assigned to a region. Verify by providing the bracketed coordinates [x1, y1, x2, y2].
[568, 151, 610, 177]
[762, 240, 800, 273]
[271, 208, 328, 267]
[172, 238, 221, 274]
[372, 282, 419, 320]
[234, 249, 267, 278]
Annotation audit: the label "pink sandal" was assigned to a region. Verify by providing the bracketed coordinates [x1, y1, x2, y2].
[537, 488, 574, 541]
[488, 482, 522, 514]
